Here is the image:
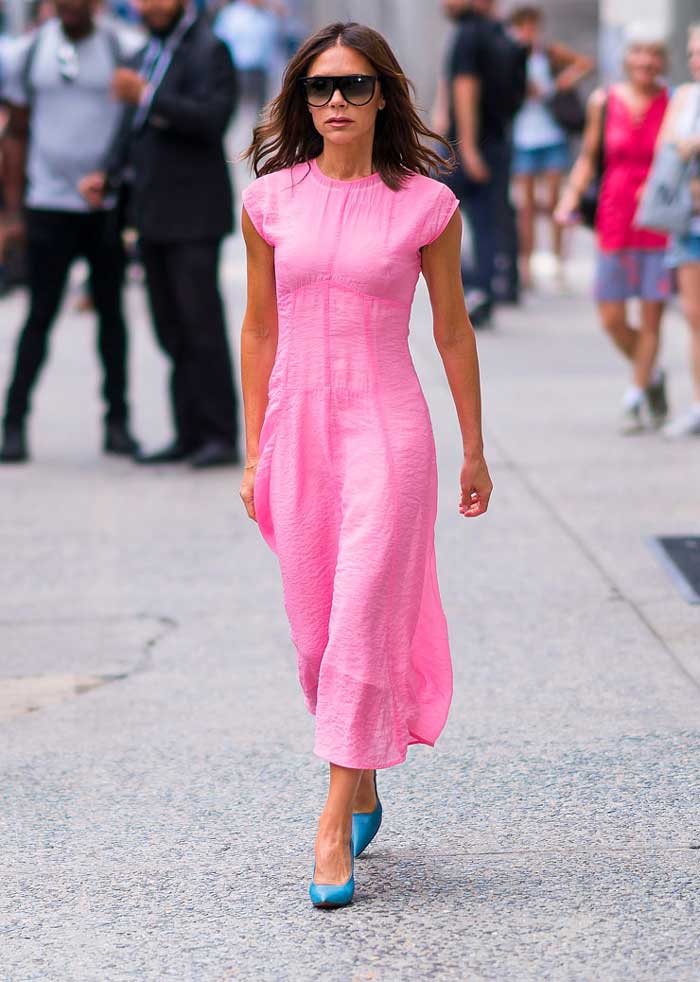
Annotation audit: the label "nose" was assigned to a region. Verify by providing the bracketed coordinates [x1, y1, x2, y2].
[329, 87, 347, 107]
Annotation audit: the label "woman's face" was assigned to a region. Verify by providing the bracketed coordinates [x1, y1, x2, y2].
[688, 31, 700, 82]
[625, 43, 666, 87]
[304, 44, 385, 151]
[511, 17, 540, 48]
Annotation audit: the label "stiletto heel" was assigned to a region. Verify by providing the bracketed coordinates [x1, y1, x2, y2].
[352, 771, 382, 858]
[309, 838, 355, 909]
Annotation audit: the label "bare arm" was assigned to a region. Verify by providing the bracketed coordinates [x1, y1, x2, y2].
[453, 75, 489, 182]
[431, 75, 450, 138]
[239, 206, 279, 521]
[1, 103, 28, 212]
[0, 103, 29, 257]
[421, 210, 492, 518]
[555, 86, 606, 223]
[549, 41, 595, 92]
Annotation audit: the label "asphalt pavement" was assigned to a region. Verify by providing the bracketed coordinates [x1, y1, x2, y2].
[1, 225, 699, 981]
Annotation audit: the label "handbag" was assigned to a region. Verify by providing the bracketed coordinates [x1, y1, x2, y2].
[636, 86, 700, 235]
[579, 96, 607, 229]
[547, 88, 586, 135]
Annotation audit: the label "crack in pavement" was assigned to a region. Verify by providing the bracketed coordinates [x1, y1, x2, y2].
[0, 612, 179, 722]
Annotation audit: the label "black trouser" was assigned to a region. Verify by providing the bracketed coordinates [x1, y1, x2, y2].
[442, 136, 519, 305]
[140, 238, 238, 450]
[4, 208, 129, 426]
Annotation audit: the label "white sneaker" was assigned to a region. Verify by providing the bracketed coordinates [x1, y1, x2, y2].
[620, 403, 645, 435]
[663, 408, 700, 439]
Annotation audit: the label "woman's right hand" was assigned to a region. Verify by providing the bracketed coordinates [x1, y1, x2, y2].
[554, 188, 580, 226]
[240, 461, 258, 521]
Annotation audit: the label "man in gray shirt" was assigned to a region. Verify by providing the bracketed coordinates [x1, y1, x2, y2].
[0, 0, 140, 462]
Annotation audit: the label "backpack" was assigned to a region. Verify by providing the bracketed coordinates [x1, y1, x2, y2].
[21, 20, 122, 106]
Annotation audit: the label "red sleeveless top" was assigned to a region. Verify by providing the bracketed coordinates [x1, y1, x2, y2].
[596, 87, 669, 252]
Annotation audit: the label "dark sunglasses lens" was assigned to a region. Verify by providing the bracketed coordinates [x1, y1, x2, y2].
[343, 77, 375, 105]
[303, 78, 334, 105]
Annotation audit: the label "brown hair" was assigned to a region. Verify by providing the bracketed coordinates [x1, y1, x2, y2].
[508, 6, 542, 27]
[243, 21, 454, 191]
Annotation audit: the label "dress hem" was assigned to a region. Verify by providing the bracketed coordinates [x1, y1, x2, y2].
[313, 733, 437, 771]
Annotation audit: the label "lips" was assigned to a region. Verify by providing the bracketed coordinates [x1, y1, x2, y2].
[327, 118, 353, 125]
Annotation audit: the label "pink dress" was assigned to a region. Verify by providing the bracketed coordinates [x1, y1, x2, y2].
[242, 159, 459, 770]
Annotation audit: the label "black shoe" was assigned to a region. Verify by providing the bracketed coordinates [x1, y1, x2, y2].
[0, 423, 28, 463]
[190, 440, 239, 469]
[135, 440, 192, 464]
[465, 289, 493, 329]
[104, 422, 140, 457]
[469, 301, 493, 329]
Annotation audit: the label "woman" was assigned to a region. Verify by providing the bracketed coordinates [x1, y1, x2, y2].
[655, 23, 700, 438]
[555, 31, 671, 434]
[509, 5, 593, 291]
[239, 21, 492, 908]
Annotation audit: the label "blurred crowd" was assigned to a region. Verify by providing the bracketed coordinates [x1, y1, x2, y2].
[0, 0, 699, 466]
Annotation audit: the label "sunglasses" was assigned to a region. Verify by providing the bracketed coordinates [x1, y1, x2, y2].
[300, 74, 378, 107]
[57, 42, 79, 83]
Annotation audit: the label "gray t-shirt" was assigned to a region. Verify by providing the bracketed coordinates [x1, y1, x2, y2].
[1, 19, 134, 212]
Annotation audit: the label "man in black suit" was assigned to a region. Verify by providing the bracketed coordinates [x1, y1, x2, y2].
[81, 0, 240, 468]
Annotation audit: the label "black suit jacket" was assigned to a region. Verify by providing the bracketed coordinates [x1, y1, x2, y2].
[106, 16, 238, 243]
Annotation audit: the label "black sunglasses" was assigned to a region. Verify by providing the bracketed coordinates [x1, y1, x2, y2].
[300, 74, 378, 107]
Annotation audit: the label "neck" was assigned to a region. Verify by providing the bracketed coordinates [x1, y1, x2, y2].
[317, 136, 376, 181]
[61, 19, 94, 41]
[629, 79, 660, 98]
[152, 7, 185, 39]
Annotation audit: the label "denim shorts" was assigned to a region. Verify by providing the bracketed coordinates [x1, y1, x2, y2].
[665, 232, 700, 268]
[512, 142, 570, 176]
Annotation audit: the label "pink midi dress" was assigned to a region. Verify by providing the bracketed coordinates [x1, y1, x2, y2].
[242, 159, 458, 770]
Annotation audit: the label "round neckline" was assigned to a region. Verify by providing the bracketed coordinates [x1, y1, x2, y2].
[309, 157, 382, 189]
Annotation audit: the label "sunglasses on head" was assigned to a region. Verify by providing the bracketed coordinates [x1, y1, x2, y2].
[300, 74, 378, 107]
[57, 42, 79, 82]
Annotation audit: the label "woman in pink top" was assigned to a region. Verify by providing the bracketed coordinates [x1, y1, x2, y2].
[239, 21, 492, 908]
[556, 32, 671, 434]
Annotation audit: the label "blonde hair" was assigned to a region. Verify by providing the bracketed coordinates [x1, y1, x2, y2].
[624, 21, 668, 55]
[689, 22, 700, 43]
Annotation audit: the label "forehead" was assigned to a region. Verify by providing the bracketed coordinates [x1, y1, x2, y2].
[628, 42, 665, 58]
[307, 43, 374, 77]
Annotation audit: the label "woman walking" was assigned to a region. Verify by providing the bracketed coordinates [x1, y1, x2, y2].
[555, 31, 671, 434]
[655, 23, 700, 438]
[239, 21, 492, 908]
[509, 5, 593, 291]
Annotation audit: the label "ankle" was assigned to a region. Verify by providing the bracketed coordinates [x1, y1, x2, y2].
[317, 810, 352, 842]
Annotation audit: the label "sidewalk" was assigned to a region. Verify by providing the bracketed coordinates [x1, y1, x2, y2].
[1, 229, 699, 981]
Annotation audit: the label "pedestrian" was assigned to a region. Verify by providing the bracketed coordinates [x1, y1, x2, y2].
[555, 28, 671, 434]
[83, 0, 241, 467]
[0, 0, 139, 463]
[440, 0, 527, 327]
[214, 0, 280, 116]
[508, 5, 593, 291]
[654, 23, 700, 438]
[239, 21, 493, 908]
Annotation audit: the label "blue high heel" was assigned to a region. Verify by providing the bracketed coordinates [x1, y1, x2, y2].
[352, 771, 382, 858]
[309, 838, 355, 909]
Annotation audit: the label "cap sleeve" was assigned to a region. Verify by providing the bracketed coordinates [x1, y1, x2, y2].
[419, 181, 459, 248]
[241, 175, 276, 247]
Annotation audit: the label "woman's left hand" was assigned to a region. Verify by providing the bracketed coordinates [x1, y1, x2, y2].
[459, 454, 493, 518]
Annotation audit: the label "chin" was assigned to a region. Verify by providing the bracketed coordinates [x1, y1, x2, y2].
[324, 130, 363, 147]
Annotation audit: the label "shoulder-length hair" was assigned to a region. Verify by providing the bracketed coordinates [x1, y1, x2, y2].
[243, 21, 455, 191]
